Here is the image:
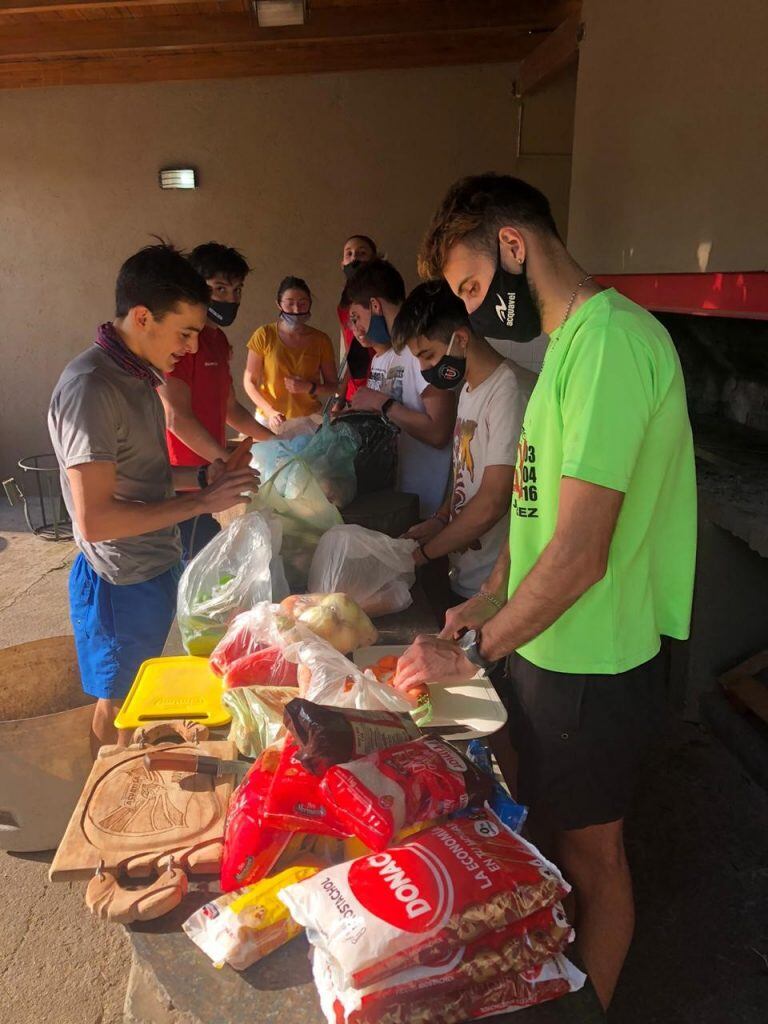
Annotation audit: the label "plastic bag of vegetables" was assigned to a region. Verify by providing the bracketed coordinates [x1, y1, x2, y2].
[210, 596, 377, 683]
[251, 458, 342, 591]
[177, 512, 275, 657]
[308, 525, 417, 617]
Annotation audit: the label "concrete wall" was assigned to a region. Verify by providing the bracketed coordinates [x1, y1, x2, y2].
[568, 0, 768, 273]
[0, 64, 575, 478]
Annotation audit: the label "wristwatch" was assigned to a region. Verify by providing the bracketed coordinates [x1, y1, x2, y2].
[197, 465, 209, 489]
[381, 397, 395, 420]
[458, 629, 497, 673]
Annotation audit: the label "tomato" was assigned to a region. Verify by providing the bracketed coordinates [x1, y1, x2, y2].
[223, 647, 299, 689]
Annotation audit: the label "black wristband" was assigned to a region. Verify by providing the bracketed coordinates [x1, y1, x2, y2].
[309, 382, 318, 397]
[381, 397, 395, 420]
[418, 542, 433, 562]
[197, 465, 209, 489]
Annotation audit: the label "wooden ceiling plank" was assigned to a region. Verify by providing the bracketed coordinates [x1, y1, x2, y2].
[0, 2, 578, 59]
[0, 26, 539, 87]
[0, 0, 209, 13]
[517, 9, 581, 95]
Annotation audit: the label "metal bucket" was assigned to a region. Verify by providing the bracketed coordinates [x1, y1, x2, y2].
[3, 453, 73, 541]
[0, 636, 94, 851]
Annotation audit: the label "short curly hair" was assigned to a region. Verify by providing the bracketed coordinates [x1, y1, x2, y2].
[418, 173, 560, 280]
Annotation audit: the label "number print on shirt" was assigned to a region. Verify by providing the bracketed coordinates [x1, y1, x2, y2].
[512, 427, 539, 518]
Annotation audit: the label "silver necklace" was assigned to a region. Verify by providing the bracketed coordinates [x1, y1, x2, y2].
[559, 274, 593, 329]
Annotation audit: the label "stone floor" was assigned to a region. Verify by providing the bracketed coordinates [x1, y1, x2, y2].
[1, 504, 767, 1023]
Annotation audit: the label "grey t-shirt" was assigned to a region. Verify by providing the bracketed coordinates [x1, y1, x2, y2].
[48, 346, 181, 585]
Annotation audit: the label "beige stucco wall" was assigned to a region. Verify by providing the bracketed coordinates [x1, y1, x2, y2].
[568, 0, 768, 273]
[0, 63, 575, 478]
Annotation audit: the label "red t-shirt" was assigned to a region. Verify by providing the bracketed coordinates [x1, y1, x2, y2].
[166, 324, 232, 466]
[337, 303, 374, 400]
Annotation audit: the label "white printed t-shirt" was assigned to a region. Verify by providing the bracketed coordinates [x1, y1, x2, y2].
[368, 347, 451, 516]
[450, 360, 536, 597]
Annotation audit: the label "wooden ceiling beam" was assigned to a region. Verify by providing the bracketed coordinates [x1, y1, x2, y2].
[0, 2, 578, 59]
[0, 0, 221, 13]
[0, 26, 541, 88]
[516, 10, 581, 95]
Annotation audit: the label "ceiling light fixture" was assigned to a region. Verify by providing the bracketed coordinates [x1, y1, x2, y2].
[159, 168, 198, 190]
[253, 0, 306, 28]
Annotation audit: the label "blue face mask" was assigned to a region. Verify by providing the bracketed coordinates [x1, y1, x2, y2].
[366, 310, 391, 345]
[420, 333, 467, 390]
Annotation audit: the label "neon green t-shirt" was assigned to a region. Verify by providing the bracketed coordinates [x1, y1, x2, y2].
[509, 288, 697, 674]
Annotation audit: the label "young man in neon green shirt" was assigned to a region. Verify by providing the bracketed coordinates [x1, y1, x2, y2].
[394, 174, 696, 1008]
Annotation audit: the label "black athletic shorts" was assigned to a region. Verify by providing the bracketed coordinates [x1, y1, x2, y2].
[503, 648, 668, 831]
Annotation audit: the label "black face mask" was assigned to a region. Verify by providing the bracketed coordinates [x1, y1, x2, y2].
[208, 299, 239, 328]
[421, 334, 467, 390]
[343, 260, 362, 279]
[468, 247, 541, 342]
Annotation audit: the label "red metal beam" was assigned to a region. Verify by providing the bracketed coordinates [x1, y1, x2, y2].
[595, 271, 768, 321]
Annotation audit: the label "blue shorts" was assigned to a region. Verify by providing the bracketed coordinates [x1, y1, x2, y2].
[69, 554, 181, 701]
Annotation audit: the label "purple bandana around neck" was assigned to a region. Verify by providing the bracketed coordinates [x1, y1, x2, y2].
[94, 322, 163, 388]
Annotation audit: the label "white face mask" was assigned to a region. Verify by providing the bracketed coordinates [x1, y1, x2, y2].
[279, 309, 311, 327]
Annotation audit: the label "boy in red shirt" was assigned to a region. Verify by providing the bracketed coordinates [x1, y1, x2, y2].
[159, 242, 271, 558]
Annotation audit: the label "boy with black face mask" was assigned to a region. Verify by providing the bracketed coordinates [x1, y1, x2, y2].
[394, 281, 536, 602]
[158, 242, 271, 558]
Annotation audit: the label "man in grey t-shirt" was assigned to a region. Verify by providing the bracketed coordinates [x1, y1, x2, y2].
[49, 244, 258, 755]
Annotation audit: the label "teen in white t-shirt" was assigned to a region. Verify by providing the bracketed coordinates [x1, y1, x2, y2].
[394, 281, 535, 597]
[341, 260, 455, 515]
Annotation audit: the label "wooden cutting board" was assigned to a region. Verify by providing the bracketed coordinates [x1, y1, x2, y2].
[50, 735, 236, 883]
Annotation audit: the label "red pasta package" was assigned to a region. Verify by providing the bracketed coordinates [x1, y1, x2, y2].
[313, 948, 585, 1024]
[221, 745, 340, 892]
[220, 747, 290, 892]
[278, 809, 570, 990]
[262, 739, 350, 838]
[319, 736, 492, 852]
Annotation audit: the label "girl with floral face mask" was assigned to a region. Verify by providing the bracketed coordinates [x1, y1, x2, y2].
[244, 276, 338, 434]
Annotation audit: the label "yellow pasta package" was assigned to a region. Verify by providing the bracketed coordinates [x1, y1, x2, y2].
[183, 861, 322, 971]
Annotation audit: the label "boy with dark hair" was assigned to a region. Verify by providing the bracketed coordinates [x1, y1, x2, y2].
[343, 259, 455, 515]
[337, 234, 379, 399]
[159, 242, 271, 558]
[49, 243, 258, 755]
[395, 173, 697, 1008]
[393, 281, 535, 600]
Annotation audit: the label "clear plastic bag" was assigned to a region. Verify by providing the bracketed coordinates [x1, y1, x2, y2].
[177, 512, 275, 657]
[308, 525, 417, 617]
[294, 636, 430, 726]
[250, 434, 313, 484]
[252, 459, 343, 592]
[251, 417, 359, 510]
[223, 685, 298, 758]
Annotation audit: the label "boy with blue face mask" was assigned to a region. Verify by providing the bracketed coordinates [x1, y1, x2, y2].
[394, 281, 536, 601]
[343, 260, 455, 516]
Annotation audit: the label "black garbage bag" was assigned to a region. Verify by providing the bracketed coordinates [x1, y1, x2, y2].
[330, 412, 399, 495]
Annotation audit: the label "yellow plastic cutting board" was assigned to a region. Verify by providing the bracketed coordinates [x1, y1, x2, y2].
[114, 657, 231, 729]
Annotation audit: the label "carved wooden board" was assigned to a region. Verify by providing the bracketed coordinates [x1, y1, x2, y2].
[50, 738, 236, 882]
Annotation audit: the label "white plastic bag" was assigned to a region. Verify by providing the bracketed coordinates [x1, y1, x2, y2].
[177, 512, 275, 657]
[308, 525, 417, 617]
